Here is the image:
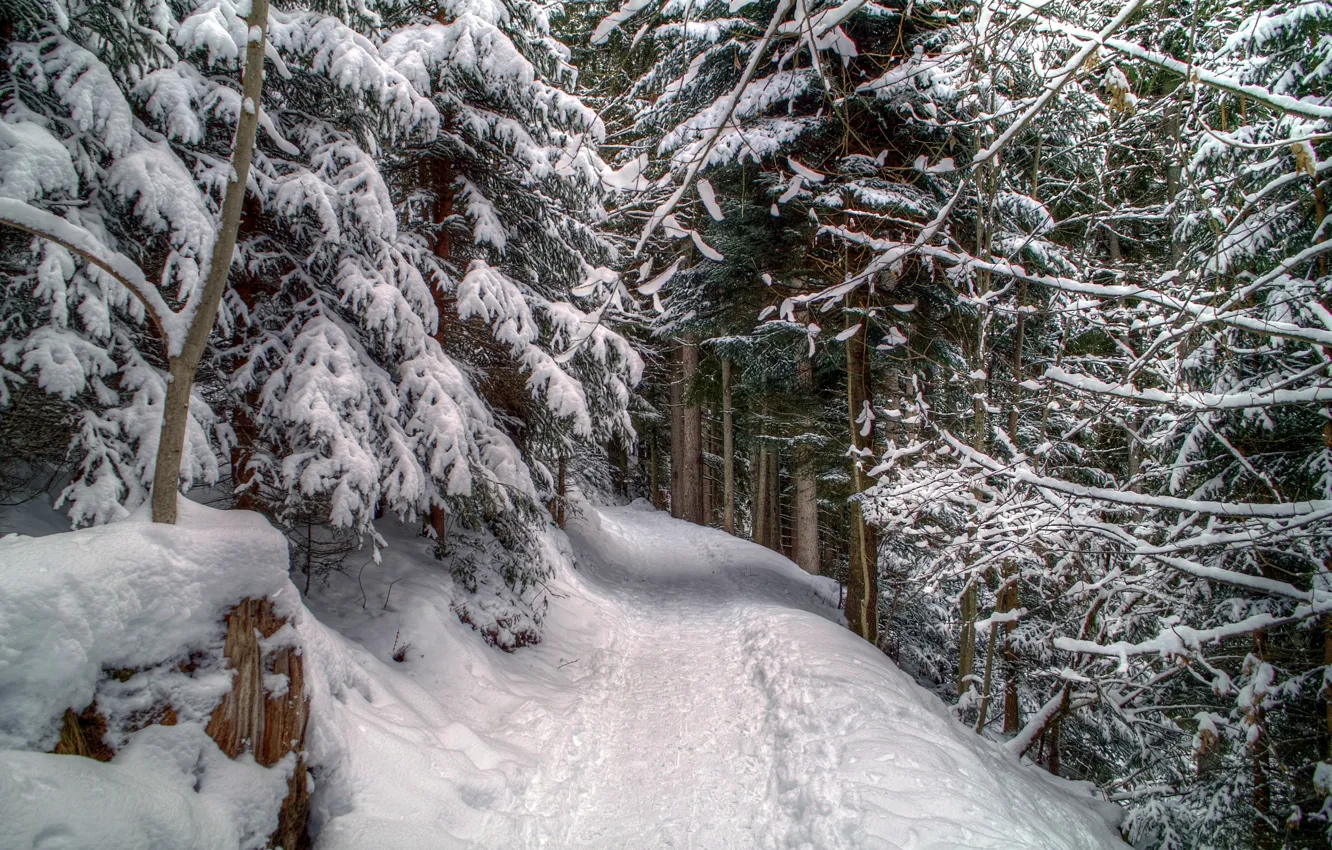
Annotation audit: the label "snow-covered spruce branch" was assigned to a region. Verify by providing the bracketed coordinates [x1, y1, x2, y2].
[629, 0, 796, 256]
[0, 199, 175, 346]
[972, 0, 1150, 167]
[942, 434, 1329, 603]
[823, 227, 1332, 349]
[1034, 15, 1332, 122]
[944, 431, 1330, 525]
[1041, 366, 1332, 410]
[1051, 606, 1332, 660]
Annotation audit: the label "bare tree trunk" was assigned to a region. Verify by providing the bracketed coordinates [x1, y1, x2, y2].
[793, 323, 819, 574]
[702, 416, 714, 524]
[150, 0, 270, 524]
[556, 455, 567, 528]
[751, 443, 767, 545]
[681, 337, 704, 524]
[793, 446, 818, 574]
[844, 290, 878, 643]
[975, 604, 998, 733]
[1002, 564, 1021, 734]
[650, 431, 662, 509]
[670, 346, 684, 519]
[722, 357, 735, 534]
[767, 447, 782, 552]
[957, 579, 977, 697]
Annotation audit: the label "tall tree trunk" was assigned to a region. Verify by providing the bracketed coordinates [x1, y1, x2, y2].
[845, 290, 878, 643]
[670, 346, 684, 519]
[702, 416, 714, 524]
[1002, 565, 1021, 734]
[556, 455, 567, 528]
[426, 157, 459, 542]
[957, 578, 977, 697]
[650, 431, 662, 509]
[722, 357, 735, 534]
[150, 0, 270, 523]
[793, 446, 818, 574]
[681, 337, 704, 524]
[768, 446, 782, 552]
[751, 443, 767, 545]
[793, 322, 819, 574]
[975, 611, 999, 733]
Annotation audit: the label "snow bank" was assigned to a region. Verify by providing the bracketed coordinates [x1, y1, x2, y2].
[0, 499, 299, 849]
[297, 499, 1125, 849]
[1, 724, 293, 850]
[0, 499, 292, 751]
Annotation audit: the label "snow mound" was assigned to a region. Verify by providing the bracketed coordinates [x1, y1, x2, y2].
[0, 499, 292, 751]
[298, 499, 1125, 849]
[0, 499, 300, 849]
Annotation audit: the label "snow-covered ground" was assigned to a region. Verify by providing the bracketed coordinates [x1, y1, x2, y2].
[302, 498, 1125, 849]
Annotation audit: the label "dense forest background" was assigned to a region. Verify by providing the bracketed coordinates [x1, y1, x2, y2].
[2, 0, 1331, 846]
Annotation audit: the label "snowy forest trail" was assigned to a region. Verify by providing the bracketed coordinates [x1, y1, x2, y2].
[304, 502, 1126, 850]
[514, 506, 828, 849]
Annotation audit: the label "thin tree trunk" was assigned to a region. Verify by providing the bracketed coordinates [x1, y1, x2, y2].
[430, 505, 447, 544]
[957, 579, 977, 697]
[975, 603, 998, 733]
[150, 0, 270, 524]
[681, 337, 704, 524]
[845, 289, 878, 643]
[670, 346, 684, 519]
[770, 447, 782, 552]
[556, 455, 567, 528]
[722, 357, 735, 534]
[650, 431, 662, 509]
[794, 322, 819, 574]
[702, 416, 714, 524]
[1002, 564, 1020, 734]
[752, 443, 767, 545]
[793, 445, 818, 574]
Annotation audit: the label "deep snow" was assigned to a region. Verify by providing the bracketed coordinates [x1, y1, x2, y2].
[301, 498, 1125, 849]
[0, 500, 300, 850]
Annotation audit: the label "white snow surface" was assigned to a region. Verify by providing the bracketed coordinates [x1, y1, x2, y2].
[0, 499, 300, 850]
[301, 498, 1125, 849]
[0, 499, 292, 752]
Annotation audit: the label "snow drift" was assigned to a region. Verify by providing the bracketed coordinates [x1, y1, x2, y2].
[0, 501, 300, 849]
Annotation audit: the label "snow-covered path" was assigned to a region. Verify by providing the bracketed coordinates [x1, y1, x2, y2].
[303, 502, 1125, 849]
[517, 509, 809, 849]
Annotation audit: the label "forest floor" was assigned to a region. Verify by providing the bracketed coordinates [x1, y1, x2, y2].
[302, 499, 1126, 849]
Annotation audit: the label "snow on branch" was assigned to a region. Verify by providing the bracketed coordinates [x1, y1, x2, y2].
[0, 198, 178, 347]
[973, 0, 1150, 167]
[1042, 366, 1332, 410]
[633, 0, 796, 256]
[1036, 17, 1332, 122]
[823, 227, 1332, 349]
[946, 434, 1332, 521]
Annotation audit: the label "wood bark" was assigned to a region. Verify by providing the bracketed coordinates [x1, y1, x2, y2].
[793, 325, 819, 574]
[423, 157, 457, 541]
[670, 346, 684, 519]
[150, 0, 270, 523]
[650, 431, 663, 509]
[206, 597, 309, 850]
[556, 455, 567, 528]
[767, 447, 782, 552]
[721, 358, 735, 534]
[680, 337, 704, 524]
[793, 445, 818, 574]
[956, 579, 977, 697]
[1002, 565, 1021, 734]
[702, 416, 714, 524]
[844, 291, 878, 643]
[751, 443, 767, 545]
